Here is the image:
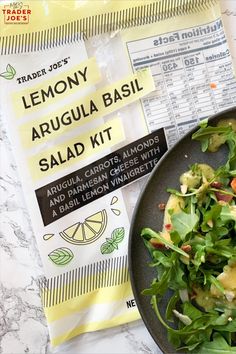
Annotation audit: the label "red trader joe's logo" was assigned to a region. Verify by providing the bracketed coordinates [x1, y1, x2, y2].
[2, 2, 31, 24]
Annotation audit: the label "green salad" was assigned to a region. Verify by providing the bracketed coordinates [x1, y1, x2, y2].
[141, 118, 236, 353]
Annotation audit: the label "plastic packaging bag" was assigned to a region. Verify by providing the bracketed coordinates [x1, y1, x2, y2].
[1, 0, 236, 347]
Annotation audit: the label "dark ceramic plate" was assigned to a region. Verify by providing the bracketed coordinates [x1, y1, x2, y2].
[128, 107, 236, 354]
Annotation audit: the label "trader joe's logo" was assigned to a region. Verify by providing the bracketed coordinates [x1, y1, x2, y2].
[2, 2, 31, 24]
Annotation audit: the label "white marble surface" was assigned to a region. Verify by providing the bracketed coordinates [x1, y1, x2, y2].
[1, 1, 236, 353]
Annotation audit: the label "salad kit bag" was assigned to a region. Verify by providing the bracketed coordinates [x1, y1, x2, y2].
[1, 0, 236, 347]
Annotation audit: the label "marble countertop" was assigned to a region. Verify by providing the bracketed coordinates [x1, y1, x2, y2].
[1, 1, 236, 353]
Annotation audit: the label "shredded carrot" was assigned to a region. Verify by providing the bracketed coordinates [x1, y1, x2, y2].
[230, 178, 236, 193]
[210, 82, 217, 89]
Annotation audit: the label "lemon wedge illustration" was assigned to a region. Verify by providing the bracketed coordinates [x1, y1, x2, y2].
[59, 209, 107, 245]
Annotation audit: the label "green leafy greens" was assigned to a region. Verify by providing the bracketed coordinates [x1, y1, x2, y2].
[141, 118, 236, 352]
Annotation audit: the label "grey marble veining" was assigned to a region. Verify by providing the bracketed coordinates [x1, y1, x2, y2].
[1, 1, 236, 353]
[0, 118, 51, 354]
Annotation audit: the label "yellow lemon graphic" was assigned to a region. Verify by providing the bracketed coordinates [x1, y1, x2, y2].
[59, 209, 107, 245]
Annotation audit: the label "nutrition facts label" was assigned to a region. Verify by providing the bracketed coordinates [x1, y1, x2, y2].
[127, 18, 236, 147]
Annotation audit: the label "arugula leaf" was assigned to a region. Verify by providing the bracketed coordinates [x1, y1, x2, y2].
[166, 292, 179, 321]
[142, 268, 171, 296]
[152, 250, 174, 267]
[192, 244, 206, 270]
[197, 333, 236, 353]
[215, 320, 236, 332]
[201, 204, 222, 232]
[169, 259, 187, 290]
[205, 273, 225, 294]
[141, 228, 189, 257]
[221, 205, 236, 223]
[182, 302, 203, 321]
[192, 126, 230, 150]
[226, 131, 236, 170]
[171, 211, 199, 240]
[192, 124, 236, 171]
[192, 126, 231, 138]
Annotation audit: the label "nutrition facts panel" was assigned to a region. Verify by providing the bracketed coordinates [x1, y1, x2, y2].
[127, 18, 236, 147]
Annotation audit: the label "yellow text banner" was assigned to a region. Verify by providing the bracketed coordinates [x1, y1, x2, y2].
[28, 117, 124, 181]
[19, 68, 155, 149]
[12, 57, 101, 118]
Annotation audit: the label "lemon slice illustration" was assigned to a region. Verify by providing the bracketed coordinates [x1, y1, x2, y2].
[59, 209, 107, 245]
